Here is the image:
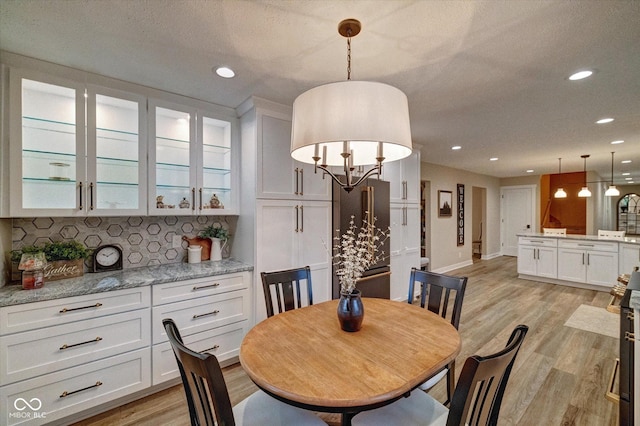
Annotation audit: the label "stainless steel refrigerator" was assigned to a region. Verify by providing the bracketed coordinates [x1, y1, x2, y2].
[332, 177, 391, 299]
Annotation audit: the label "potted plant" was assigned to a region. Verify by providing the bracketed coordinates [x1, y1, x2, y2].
[10, 240, 90, 282]
[199, 225, 229, 261]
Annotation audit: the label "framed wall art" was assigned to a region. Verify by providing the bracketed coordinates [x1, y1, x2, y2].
[438, 190, 452, 217]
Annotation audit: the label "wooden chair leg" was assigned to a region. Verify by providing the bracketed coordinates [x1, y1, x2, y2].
[445, 361, 455, 407]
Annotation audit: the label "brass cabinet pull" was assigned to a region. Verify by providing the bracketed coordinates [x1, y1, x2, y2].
[295, 205, 299, 232]
[192, 283, 220, 291]
[578, 243, 594, 247]
[60, 381, 102, 398]
[199, 188, 203, 210]
[89, 182, 94, 210]
[60, 336, 102, 350]
[201, 344, 220, 353]
[299, 205, 304, 232]
[605, 358, 620, 403]
[192, 310, 220, 319]
[294, 168, 299, 195]
[60, 302, 102, 313]
[79, 181, 83, 210]
[191, 188, 196, 211]
[299, 168, 304, 196]
[625, 331, 635, 342]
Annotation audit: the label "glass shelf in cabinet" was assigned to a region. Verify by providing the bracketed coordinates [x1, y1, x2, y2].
[96, 181, 139, 186]
[156, 184, 191, 189]
[97, 156, 139, 165]
[202, 166, 232, 174]
[156, 162, 190, 169]
[156, 135, 190, 145]
[23, 177, 77, 184]
[202, 186, 231, 193]
[23, 149, 76, 159]
[203, 144, 231, 154]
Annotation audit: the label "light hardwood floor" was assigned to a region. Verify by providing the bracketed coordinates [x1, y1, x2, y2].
[73, 256, 619, 425]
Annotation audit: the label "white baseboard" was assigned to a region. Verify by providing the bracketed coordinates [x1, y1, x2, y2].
[481, 251, 502, 260]
[432, 259, 474, 274]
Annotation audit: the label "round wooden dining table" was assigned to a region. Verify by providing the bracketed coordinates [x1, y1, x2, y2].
[239, 298, 461, 425]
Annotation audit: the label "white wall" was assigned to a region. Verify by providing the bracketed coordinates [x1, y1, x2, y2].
[421, 162, 501, 272]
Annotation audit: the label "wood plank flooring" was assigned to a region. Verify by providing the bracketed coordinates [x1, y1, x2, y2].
[73, 256, 619, 425]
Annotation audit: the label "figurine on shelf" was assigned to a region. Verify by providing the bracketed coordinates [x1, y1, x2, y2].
[179, 197, 190, 209]
[210, 194, 224, 209]
[156, 195, 165, 208]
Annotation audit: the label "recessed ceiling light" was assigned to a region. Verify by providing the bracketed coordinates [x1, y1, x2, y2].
[489, 157, 498, 161]
[625, 177, 633, 180]
[622, 160, 632, 164]
[569, 70, 593, 80]
[630, 181, 636, 184]
[596, 118, 614, 124]
[451, 146, 461, 150]
[215, 66, 235, 78]
[622, 172, 631, 176]
[611, 140, 624, 145]
[526, 169, 534, 173]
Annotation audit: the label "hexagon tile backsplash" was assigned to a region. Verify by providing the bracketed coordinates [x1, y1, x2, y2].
[11, 216, 237, 270]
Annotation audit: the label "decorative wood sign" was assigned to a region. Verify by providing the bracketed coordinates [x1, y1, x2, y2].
[457, 184, 465, 246]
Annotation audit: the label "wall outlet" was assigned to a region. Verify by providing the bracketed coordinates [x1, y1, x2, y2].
[172, 235, 182, 248]
[458, 252, 462, 258]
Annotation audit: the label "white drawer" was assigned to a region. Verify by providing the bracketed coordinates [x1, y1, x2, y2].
[1, 309, 150, 385]
[558, 240, 618, 252]
[152, 272, 249, 306]
[0, 287, 150, 335]
[518, 237, 557, 248]
[152, 289, 249, 344]
[0, 348, 150, 426]
[152, 320, 247, 385]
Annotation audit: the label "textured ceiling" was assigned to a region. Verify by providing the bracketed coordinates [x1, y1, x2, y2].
[1, 0, 639, 185]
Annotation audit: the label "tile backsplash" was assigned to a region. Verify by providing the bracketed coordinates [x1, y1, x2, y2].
[11, 216, 236, 271]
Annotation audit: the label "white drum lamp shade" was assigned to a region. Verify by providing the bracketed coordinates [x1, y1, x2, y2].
[290, 80, 412, 166]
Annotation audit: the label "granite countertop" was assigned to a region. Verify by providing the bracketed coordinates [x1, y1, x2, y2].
[0, 258, 253, 308]
[517, 233, 640, 244]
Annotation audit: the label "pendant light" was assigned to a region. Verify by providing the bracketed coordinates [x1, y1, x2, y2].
[554, 158, 567, 198]
[578, 154, 591, 197]
[605, 151, 620, 197]
[290, 19, 412, 193]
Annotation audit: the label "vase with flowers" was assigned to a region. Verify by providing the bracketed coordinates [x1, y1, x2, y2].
[333, 214, 389, 332]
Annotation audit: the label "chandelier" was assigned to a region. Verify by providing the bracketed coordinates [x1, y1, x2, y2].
[290, 19, 412, 192]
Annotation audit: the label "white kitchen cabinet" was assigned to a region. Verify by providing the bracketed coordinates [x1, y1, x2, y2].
[148, 99, 237, 215]
[390, 203, 421, 300]
[382, 151, 420, 204]
[0, 287, 151, 425]
[9, 69, 147, 216]
[257, 112, 330, 200]
[620, 243, 640, 275]
[557, 240, 619, 287]
[150, 272, 251, 385]
[255, 199, 332, 321]
[517, 236, 558, 279]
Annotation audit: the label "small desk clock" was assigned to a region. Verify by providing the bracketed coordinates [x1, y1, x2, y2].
[92, 244, 123, 272]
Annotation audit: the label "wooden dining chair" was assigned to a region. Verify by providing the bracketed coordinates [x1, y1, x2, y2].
[162, 318, 327, 426]
[407, 268, 468, 406]
[352, 324, 529, 426]
[261, 266, 313, 317]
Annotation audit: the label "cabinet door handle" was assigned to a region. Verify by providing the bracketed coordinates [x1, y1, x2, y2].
[294, 168, 299, 195]
[403, 181, 407, 200]
[193, 310, 220, 319]
[60, 336, 102, 350]
[192, 283, 220, 291]
[191, 188, 196, 211]
[89, 182, 94, 210]
[199, 188, 203, 211]
[201, 344, 220, 353]
[625, 331, 635, 342]
[60, 381, 103, 398]
[60, 302, 102, 313]
[79, 181, 83, 210]
[627, 311, 635, 321]
[300, 205, 304, 232]
[299, 168, 304, 196]
[295, 205, 299, 232]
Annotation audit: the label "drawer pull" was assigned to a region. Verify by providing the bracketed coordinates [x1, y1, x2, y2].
[193, 310, 220, 319]
[625, 331, 635, 342]
[192, 283, 220, 291]
[60, 302, 103, 313]
[60, 381, 103, 398]
[60, 336, 102, 350]
[605, 358, 620, 403]
[201, 344, 220, 353]
[577, 243, 594, 247]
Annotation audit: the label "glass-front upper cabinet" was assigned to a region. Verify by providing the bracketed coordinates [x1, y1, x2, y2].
[149, 99, 235, 215]
[9, 70, 147, 216]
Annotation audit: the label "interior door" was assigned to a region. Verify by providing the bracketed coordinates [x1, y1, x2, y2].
[501, 185, 536, 256]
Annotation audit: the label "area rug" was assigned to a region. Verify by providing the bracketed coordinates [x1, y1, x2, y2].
[564, 304, 619, 338]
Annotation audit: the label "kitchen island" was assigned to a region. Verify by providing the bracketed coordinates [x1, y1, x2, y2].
[517, 233, 640, 291]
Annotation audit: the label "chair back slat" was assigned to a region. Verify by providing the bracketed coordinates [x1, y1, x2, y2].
[261, 266, 313, 317]
[447, 324, 529, 426]
[163, 318, 236, 426]
[408, 268, 467, 329]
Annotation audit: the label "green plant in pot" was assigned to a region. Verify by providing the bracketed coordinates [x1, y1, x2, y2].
[10, 240, 90, 281]
[199, 225, 229, 261]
